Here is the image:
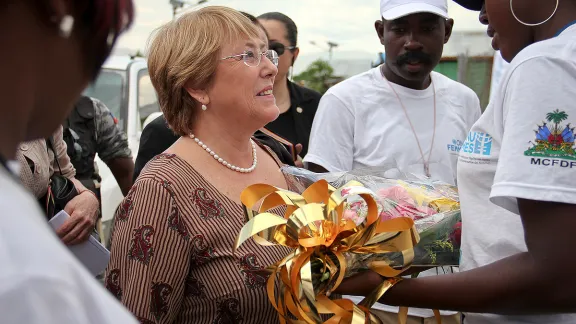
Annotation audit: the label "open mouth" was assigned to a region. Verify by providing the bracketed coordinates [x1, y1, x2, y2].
[256, 89, 273, 96]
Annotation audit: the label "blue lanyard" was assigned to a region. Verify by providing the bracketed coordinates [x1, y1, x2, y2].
[555, 20, 576, 37]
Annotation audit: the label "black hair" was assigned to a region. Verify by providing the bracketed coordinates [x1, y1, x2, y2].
[240, 11, 258, 24]
[240, 11, 269, 39]
[257, 12, 298, 47]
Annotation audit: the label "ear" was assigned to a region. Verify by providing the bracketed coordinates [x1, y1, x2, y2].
[184, 80, 210, 106]
[291, 47, 300, 66]
[444, 18, 454, 44]
[375, 20, 385, 46]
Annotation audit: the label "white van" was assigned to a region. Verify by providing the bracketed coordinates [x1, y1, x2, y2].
[83, 55, 160, 244]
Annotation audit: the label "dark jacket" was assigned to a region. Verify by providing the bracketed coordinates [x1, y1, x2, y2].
[265, 81, 321, 157]
[133, 115, 295, 182]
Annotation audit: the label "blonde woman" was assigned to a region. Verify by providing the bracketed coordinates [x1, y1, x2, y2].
[105, 6, 291, 323]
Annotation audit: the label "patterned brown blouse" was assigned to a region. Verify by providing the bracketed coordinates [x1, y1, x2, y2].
[105, 152, 292, 323]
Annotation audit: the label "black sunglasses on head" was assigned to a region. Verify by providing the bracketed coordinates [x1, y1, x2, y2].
[269, 42, 297, 56]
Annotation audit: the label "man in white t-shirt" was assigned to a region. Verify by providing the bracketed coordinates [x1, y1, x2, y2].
[304, 0, 481, 322]
[336, 1, 576, 323]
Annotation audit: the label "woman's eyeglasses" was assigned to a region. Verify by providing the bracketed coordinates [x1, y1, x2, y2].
[221, 49, 279, 67]
[269, 42, 297, 56]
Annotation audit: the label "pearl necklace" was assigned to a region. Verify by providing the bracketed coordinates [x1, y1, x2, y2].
[189, 134, 258, 173]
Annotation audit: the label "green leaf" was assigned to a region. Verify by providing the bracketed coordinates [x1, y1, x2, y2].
[294, 59, 336, 94]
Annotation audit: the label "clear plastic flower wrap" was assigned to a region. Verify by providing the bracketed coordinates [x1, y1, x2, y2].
[282, 165, 462, 275]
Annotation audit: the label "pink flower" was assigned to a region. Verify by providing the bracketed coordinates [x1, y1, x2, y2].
[343, 210, 357, 221]
[377, 186, 439, 222]
[343, 209, 362, 225]
[377, 186, 414, 205]
[416, 206, 437, 217]
[349, 201, 363, 211]
[379, 210, 396, 221]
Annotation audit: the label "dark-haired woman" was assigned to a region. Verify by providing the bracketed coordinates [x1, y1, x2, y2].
[338, 0, 576, 323]
[258, 12, 321, 160]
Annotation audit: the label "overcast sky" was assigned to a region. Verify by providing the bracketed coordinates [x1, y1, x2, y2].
[117, 0, 486, 59]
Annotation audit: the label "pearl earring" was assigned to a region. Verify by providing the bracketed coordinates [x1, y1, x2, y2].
[58, 15, 74, 38]
[201, 104, 207, 111]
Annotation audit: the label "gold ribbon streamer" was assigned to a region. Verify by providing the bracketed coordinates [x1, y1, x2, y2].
[235, 180, 422, 323]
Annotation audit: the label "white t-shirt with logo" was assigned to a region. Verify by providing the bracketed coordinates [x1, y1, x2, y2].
[0, 166, 137, 324]
[457, 25, 576, 324]
[305, 67, 481, 317]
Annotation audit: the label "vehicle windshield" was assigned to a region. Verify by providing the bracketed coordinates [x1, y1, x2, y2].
[83, 67, 160, 131]
[83, 69, 125, 123]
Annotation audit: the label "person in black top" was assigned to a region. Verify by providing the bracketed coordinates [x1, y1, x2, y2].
[258, 12, 322, 158]
[133, 12, 295, 181]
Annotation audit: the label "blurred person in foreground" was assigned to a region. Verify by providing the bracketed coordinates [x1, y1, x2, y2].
[337, 0, 576, 323]
[258, 12, 321, 159]
[105, 7, 293, 323]
[132, 11, 296, 181]
[306, 0, 481, 321]
[0, 0, 137, 323]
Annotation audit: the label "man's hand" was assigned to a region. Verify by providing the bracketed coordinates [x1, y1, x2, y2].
[58, 191, 100, 245]
[294, 144, 304, 167]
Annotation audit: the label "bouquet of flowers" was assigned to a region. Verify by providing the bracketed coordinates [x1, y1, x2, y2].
[284, 166, 462, 273]
[234, 166, 461, 323]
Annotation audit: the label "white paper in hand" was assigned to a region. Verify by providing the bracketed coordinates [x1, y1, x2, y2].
[48, 210, 110, 276]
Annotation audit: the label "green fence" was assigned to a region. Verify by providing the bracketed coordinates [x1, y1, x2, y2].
[434, 56, 493, 110]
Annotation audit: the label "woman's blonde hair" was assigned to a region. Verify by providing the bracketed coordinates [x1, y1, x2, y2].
[147, 6, 261, 136]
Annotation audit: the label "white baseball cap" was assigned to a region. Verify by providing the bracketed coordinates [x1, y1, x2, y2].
[380, 0, 449, 20]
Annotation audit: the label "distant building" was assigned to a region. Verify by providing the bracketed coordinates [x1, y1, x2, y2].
[443, 30, 494, 57]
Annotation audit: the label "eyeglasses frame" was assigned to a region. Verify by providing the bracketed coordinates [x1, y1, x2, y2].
[221, 49, 279, 67]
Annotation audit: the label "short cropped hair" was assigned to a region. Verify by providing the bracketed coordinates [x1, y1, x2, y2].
[147, 6, 261, 136]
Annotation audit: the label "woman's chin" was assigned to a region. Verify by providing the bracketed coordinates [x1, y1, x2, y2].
[258, 104, 281, 124]
[491, 37, 500, 51]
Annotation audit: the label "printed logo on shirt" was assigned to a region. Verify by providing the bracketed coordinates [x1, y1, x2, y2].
[525, 110, 576, 168]
[447, 139, 463, 153]
[461, 132, 493, 156]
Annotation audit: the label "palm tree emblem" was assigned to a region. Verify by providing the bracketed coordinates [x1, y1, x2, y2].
[525, 110, 575, 159]
[546, 109, 569, 147]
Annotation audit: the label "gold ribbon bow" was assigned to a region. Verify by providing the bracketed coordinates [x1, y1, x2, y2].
[234, 180, 420, 323]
